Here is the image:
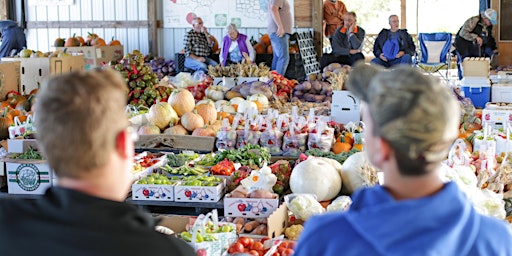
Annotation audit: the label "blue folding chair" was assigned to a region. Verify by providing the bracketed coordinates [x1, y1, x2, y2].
[417, 33, 452, 81]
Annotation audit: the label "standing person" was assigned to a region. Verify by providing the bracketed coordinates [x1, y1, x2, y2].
[0, 68, 196, 256]
[268, 0, 293, 76]
[320, 11, 365, 69]
[323, 0, 348, 40]
[184, 17, 218, 73]
[219, 23, 255, 66]
[371, 15, 416, 68]
[0, 20, 26, 57]
[455, 8, 499, 77]
[294, 64, 512, 256]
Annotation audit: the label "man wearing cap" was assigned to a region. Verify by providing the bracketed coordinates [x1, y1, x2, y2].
[294, 64, 512, 255]
[455, 8, 499, 73]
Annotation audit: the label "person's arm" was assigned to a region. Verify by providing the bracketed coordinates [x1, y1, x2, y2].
[459, 16, 479, 42]
[402, 30, 416, 55]
[270, 2, 285, 37]
[219, 37, 226, 65]
[373, 30, 385, 58]
[331, 29, 350, 56]
[245, 36, 256, 62]
[349, 26, 365, 51]
[183, 31, 205, 62]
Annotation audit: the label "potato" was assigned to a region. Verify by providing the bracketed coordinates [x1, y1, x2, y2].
[248, 189, 276, 199]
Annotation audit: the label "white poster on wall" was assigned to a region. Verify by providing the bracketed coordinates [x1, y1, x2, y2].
[163, 0, 294, 28]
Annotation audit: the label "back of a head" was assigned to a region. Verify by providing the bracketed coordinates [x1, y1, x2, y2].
[347, 64, 460, 175]
[35, 68, 128, 178]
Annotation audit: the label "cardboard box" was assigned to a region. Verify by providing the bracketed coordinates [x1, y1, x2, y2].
[132, 154, 167, 183]
[7, 139, 38, 153]
[462, 57, 490, 77]
[2, 55, 85, 94]
[55, 45, 124, 70]
[330, 90, 361, 124]
[224, 193, 280, 218]
[492, 84, 512, 103]
[0, 61, 20, 100]
[174, 182, 224, 203]
[6, 160, 52, 195]
[131, 183, 175, 201]
[135, 134, 216, 152]
[482, 107, 512, 127]
[212, 77, 259, 89]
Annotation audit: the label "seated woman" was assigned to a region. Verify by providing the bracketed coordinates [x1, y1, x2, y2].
[220, 23, 255, 66]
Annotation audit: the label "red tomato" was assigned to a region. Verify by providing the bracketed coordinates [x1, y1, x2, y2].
[271, 253, 281, 256]
[279, 241, 296, 249]
[250, 242, 265, 251]
[228, 242, 244, 254]
[238, 236, 254, 248]
[281, 248, 294, 256]
[248, 250, 259, 256]
[260, 237, 270, 245]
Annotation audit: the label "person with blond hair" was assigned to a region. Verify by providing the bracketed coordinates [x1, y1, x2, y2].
[219, 23, 255, 66]
[0, 68, 195, 256]
[294, 64, 512, 255]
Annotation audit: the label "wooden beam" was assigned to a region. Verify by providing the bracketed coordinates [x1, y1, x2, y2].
[0, 0, 7, 20]
[312, 0, 323, 59]
[401, 0, 406, 28]
[148, 0, 158, 56]
[26, 20, 150, 29]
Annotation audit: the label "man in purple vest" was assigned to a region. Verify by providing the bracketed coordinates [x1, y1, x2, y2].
[219, 23, 255, 66]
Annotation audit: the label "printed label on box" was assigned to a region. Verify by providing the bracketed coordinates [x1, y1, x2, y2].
[6, 162, 52, 194]
[224, 196, 279, 218]
[331, 90, 360, 124]
[174, 183, 224, 202]
[131, 184, 174, 201]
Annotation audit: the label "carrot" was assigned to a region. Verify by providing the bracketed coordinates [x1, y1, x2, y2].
[244, 221, 260, 232]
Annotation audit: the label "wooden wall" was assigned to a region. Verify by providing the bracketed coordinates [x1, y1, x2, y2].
[492, 0, 512, 66]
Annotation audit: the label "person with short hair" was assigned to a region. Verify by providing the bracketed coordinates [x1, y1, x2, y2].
[0, 68, 196, 256]
[184, 17, 218, 72]
[455, 8, 499, 77]
[0, 20, 26, 57]
[219, 23, 255, 66]
[294, 64, 512, 255]
[268, 0, 293, 76]
[371, 15, 415, 68]
[320, 11, 365, 69]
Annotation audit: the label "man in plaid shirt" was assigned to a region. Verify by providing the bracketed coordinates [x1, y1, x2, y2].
[184, 17, 218, 72]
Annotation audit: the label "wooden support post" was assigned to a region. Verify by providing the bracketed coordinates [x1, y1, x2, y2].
[148, 0, 158, 57]
[312, 0, 323, 60]
[0, 0, 8, 20]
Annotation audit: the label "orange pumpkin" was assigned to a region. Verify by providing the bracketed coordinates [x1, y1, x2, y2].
[254, 43, 267, 54]
[332, 141, 351, 154]
[259, 34, 271, 46]
[108, 36, 121, 46]
[192, 126, 216, 137]
[210, 36, 220, 54]
[217, 111, 233, 124]
[195, 100, 217, 125]
[76, 36, 85, 46]
[266, 44, 273, 54]
[64, 33, 80, 47]
[91, 38, 107, 46]
[0, 108, 14, 139]
[86, 32, 99, 45]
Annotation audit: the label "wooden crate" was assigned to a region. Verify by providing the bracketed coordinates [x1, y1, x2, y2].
[135, 135, 215, 152]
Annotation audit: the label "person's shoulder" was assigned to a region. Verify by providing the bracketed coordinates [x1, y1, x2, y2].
[304, 211, 350, 231]
[472, 215, 512, 253]
[478, 215, 512, 238]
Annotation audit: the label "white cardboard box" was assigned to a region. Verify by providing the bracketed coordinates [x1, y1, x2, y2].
[492, 84, 512, 103]
[54, 45, 124, 70]
[482, 108, 512, 127]
[7, 139, 38, 153]
[331, 90, 361, 124]
[6, 161, 52, 195]
[223, 193, 280, 218]
[131, 183, 175, 201]
[174, 182, 224, 203]
[2, 55, 85, 94]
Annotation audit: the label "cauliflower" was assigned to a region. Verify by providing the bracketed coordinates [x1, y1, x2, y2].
[285, 224, 304, 240]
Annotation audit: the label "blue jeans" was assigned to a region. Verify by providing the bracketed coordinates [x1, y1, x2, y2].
[270, 33, 290, 76]
[371, 54, 412, 68]
[184, 56, 218, 72]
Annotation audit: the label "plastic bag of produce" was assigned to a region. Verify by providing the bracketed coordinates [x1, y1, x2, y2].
[216, 119, 237, 150]
[236, 120, 261, 149]
[260, 118, 284, 155]
[282, 123, 307, 156]
[307, 120, 334, 152]
[9, 115, 36, 139]
[181, 213, 222, 256]
[326, 195, 352, 212]
[285, 193, 325, 221]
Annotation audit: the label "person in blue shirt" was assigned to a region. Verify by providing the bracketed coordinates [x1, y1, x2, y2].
[371, 15, 415, 68]
[0, 20, 26, 57]
[294, 64, 512, 256]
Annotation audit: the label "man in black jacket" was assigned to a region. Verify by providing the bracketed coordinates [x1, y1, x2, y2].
[454, 8, 498, 78]
[371, 15, 415, 68]
[0, 69, 196, 256]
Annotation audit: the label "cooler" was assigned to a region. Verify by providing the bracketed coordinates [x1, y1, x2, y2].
[491, 84, 512, 103]
[461, 77, 491, 108]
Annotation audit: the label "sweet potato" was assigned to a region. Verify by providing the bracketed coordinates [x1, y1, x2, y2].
[303, 93, 316, 102]
[293, 90, 304, 97]
[240, 84, 251, 98]
[244, 221, 260, 232]
[250, 224, 268, 235]
[312, 81, 322, 91]
[295, 81, 311, 91]
[314, 95, 326, 103]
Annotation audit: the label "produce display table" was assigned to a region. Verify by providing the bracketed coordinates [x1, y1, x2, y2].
[125, 197, 224, 215]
